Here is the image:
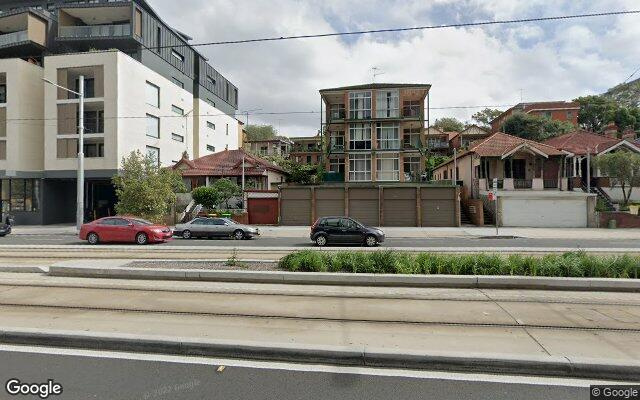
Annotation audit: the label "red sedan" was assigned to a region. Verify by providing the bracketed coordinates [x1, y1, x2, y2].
[79, 216, 172, 245]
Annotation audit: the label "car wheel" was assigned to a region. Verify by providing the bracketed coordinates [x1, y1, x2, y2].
[233, 229, 245, 240]
[182, 230, 192, 239]
[365, 235, 378, 247]
[87, 232, 99, 245]
[315, 234, 327, 247]
[135, 232, 148, 245]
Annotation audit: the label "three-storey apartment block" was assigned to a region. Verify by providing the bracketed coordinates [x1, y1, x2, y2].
[0, 1, 241, 224]
[320, 83, 430, 183]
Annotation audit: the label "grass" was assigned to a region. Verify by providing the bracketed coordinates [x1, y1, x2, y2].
[278, 250, 640, 279]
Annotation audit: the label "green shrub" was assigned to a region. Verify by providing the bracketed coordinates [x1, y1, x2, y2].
[278, 250, 640, 278]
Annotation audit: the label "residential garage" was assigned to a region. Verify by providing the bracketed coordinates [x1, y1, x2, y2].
[280, 188, 312, 225]
[383, 187, 417, 226]
[348, 188, 379, 226]
[315, 188, 344, 219]
[422, 187, 457, 226]
[498, 192, 595, 227]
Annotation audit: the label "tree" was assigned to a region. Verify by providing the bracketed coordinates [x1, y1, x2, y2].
[433, 117, 465, 132]
[471, 108, 503, 127]
[502, 112, 574, 141]
[425, 154, 450, 181]
[595, 151, 640, 206]
[575, 95, 619, 132]
[244, 124, 278, 141]
[112, 151, 186, 223]
[210, 178, 242, 209]
[191, 186, 218, 209]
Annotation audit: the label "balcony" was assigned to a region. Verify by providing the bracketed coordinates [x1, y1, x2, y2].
[402, 105, 421, 118]
[0, 30, 27, 47]
[59, 23, 131, 39]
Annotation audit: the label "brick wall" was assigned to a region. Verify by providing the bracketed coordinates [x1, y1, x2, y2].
[599, 212, 640, 228]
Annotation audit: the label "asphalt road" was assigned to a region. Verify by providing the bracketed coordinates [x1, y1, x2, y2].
[1, 234, 638, 249]
[0, 345, 594, 400]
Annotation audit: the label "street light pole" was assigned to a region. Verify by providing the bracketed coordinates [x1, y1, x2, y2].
[43, 76, 85, 231]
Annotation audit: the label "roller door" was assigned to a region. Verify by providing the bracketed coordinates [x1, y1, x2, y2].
[280, 188, 312, 225]
[315, 188, 345, 219]
[383, 188, 416, 226]
[348, 188, 379, 226]
[421, 187, 456, 226]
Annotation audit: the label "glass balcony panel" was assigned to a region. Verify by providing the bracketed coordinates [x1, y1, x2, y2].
[59, 24, 131, 38]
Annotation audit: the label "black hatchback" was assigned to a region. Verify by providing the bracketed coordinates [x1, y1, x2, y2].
[310, 217, 385, 247]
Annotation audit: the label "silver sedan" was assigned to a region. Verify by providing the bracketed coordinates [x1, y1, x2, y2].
[173, 217, 260, 240]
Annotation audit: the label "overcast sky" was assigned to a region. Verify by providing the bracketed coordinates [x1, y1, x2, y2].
[150, 0, 640, 137]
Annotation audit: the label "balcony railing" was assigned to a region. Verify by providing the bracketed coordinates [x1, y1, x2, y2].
[427, 141, 449, 149]
[402, 106, 421, 118]
[329, 110, 346, 120]
[59, 23, 131, 39]
[543, 179, 559, 189]
[0, 30, 27, 47]
[514, 179, 532, 189]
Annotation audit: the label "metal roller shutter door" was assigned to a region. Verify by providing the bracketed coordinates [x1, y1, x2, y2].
[280, 188, 312, 225]
[315, 188, 345, 219]
[421, 187, 456, 227]
[383, 188, 416, 226]
[348, 188, 379, 226]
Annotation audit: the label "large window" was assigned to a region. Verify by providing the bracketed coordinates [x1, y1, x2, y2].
[146, 146, 160, 166]
[348, 91, 371, 119]
[0, 84, 6, 103]
[171, 49, 184, 65]
[329, 132, 344, 150]
[75, 77, 95, 98]
[329, 104, 345, 120]
[376, 90, 399, 118]
[329, 157, 344, 173]
[171, 105, 184, 115]
[0, 179, 40, 212]
[349, 123, 371, 150]
[377, 153, 400, 181]
[403, 128, 422, 149]
[84, 142, 104, 158]
[146, 114, 159, 138]
[348, 154, 371, 181]
[404, 155, 421, 180]
[145, 82, 159, 108]
[376, 123, 399, 150]
[80, 110, 104, 134]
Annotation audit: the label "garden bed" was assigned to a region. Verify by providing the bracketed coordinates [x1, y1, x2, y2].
[278, 250, 640, 278]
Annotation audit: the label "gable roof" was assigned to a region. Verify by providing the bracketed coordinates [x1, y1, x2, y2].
[460, 125, 490, 136]
[173, 149, 286, 177]
[542, 129, 638, 155]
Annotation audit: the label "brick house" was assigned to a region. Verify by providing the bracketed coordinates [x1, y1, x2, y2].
[289, 135, 323, 165]
[490, 101, 580, 133]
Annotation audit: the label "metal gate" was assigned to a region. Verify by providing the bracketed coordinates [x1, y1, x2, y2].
[248, 198, 279, 224]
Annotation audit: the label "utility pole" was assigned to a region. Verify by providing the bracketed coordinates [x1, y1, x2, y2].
[587, 149, 591, 193]
[43, 75, 85, 231]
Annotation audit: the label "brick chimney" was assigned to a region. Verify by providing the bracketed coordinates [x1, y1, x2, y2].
[603, 122, 618, 138]
[621, 128, 637, 141]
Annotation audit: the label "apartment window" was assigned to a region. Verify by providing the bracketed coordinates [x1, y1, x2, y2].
[306, 155, 312, 163]
[233, 88, 238, 105]
[57, 138, 78, 159]
[329, 132, 344, 150]
[348, 123, 371, 150]
[145, 82, 160, 108]
[403, 128, 422, 149]
[146, 146, 160, 166]
[206, 75, 216, 87]
[84, 142, 104, 158]
[376, 90, 399, 118]
[171, 105, 184, 115]
[171, 76, 184, 89]
[329, 157, 344, 173]
[74, 78, 95, 99]
[404, 155, 421, 178]
[329, 104, 345, 120]
[0, 84, 6, 103]
[146, 114, 160, 138]
[0, 179, 39, 212]
[348, 153, 371, 181]
[377, 153, 400, 181]
[402, 100, 421, 118]
[172, 133, 184, 142]
[376, 123, 400, 150]
[0, 140, 5, 160]
[225, 82, 230, 101]
[171, 49, 184, 65]
[156, 27, 161, 52]
[348, 91, 371, 119]
[80, 110, 104, 134]
[206, 145, 215, 152]
[207, 121, 215, 130]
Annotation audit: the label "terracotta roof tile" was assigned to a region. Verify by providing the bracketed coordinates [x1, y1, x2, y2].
[173, 149, 286, 177]
[543, 130, 623, 155]
[469, 132, 564, 157]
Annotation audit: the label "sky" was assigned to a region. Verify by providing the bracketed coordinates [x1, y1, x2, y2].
[149, 0, 640, 137]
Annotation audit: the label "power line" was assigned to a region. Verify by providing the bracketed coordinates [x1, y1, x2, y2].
[182, 10, 640, 47]
[623, 64, 640, 83]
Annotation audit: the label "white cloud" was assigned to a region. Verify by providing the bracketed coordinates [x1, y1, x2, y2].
[148, 0, 640, 135]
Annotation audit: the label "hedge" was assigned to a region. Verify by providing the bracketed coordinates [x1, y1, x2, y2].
[278, 250, 640, 278]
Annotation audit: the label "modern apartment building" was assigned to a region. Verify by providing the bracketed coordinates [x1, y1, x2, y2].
[320, 83, 431, 183]
[0, 0, 240, 224]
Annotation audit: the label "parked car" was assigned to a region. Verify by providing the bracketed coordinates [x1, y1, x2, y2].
[173, 217, 259, 240]
[0, 223, 10, 237]
[79, 216, 172, 245]
[310, 216, 385, 247]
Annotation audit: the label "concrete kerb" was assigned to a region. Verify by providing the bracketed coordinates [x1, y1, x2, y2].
[0, 327, 638, 381]
[46, 265, 640, 292]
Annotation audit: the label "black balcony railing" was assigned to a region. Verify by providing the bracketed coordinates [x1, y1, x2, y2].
[514, 179, 532, 189]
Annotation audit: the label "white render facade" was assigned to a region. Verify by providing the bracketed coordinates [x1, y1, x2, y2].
[1, 50, 240, 224]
